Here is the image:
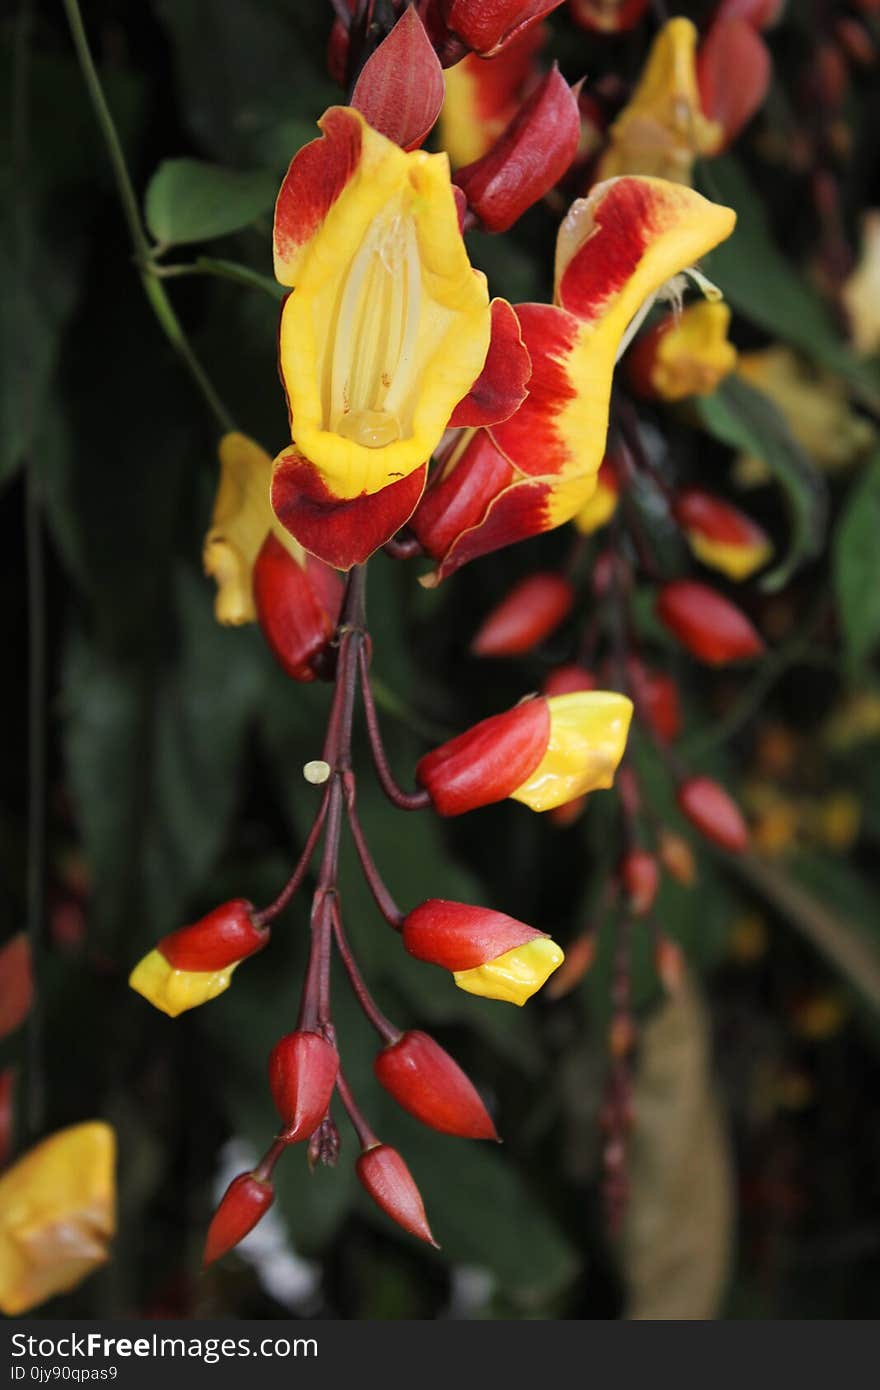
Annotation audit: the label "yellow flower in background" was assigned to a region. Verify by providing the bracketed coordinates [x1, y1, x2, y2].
[0, 1122, 115, 1316]
[454, 938, 565, 1006]
[735, 346, 876, 477]
[842, 210, 880, 358]
[203, 432, 308, 625]
[595, 18, 723, 185]
[628, 300, 738, 401]
[510, 692, 633, 812]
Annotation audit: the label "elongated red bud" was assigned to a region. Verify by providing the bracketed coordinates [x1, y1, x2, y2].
[625, 657, 681, 743]
[620, 850, 660, 915]
[471, 573, 574, 657]
[543, 664, 598, 698]
[441, 0, 566, 56]
[268, 1031, 339, 1142]
[678, 776, 750, 852]
[351, 8, 445, 151]
[159, 900, 266, 972]
[697, 18, 771, 150]
[454, 65, 580, 233]
[356, 1143, 437, 1246]
[203, 1172, 274, 1266]
[375, 1030, 498, 1140]
[656, 580, 765, 665]
[673, 488, 771, 582]
[403, 900, 545, 971]
[253, 533, 343, 683]
[416, 698, 550, 816]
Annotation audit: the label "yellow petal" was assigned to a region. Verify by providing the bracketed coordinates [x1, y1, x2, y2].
[510, 692, 633, 811]
[595, 18, 723, 185]
[279, 111, 491, 500]
[203, 432, 306, 625]
[648, 300, 738, 400]
[129, 948, 238, 1018]
[573, 477, 619, 534]
[0, 1122, 115, 1316]
[454, 939, 564, 1005]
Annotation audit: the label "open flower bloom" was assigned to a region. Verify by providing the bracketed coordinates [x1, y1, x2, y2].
[204, 433, 343, 680]
[0, 1122, 115, 1316]
[595, 18, 723, 185]
[270, 107, 529, 569]
[130, 900, 269, 1018]
[411, 176, 736, 581]
[417, 690, 633, 814]
[626, 300, 738, 400]
[403, 900, 563, 1005]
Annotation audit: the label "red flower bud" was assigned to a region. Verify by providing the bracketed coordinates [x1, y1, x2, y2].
[454, 65, 580, 233]
[624, 657, 681, 743]
[543, 664, 598, 698]
[673, 488, 771, 580]
[159, 900, 266, 972]
[203, 1172, 274, 1266]
[356, 1143, 437, 1246]
[352, 8, 445, 151]
[697, 19, 771, 151]
[416, 697, 550, 815]
[620, 849, 660, 916]
[438, 0, 566, 56]
[375, 1030, 498, 1139]
[678, 776, 749, 852]
[471, 573, 574, 657]
[403, 899, 545, 971]
[0, 934, 33, 1041]
[268, 1031, 339, 1143]
[656, 580, 765, 665]
[570, 0, 649, 33]
[253, 533, 343, 683]
[409, 429, 517, 578]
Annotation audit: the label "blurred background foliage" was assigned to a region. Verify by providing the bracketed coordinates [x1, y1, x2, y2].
[3, 0, 880, 1319]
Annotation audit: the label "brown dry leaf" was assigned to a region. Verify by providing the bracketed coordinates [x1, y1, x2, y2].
[622, 972, 734, 1320]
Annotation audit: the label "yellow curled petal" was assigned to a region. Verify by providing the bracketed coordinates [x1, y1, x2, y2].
[573, 477, 619, 534]
[129, 948, 238, 1018]
[686, 531, 772, 581]
[203, 432, 306, 625]
[279, 111, 491, 500]
[510, 692, 633, 811]
[454, 939, 565, 1006]
[0, 1122, 116, 1316]
[649, 300, 738, 401]
[596, 18, 723, 185]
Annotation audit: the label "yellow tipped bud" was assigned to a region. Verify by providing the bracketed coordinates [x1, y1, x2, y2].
[453, 938, 564, 1006]
[510, 692, 633, 812]
[128, 948, 239, 1018]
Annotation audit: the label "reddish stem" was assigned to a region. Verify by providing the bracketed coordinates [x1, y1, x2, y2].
[335, 1065, 378, 1150]
[343, 774, 404, 929]
[252, 791, 330, 927]
[357, 644, 431, 812]
[330, 897, 399, 1044]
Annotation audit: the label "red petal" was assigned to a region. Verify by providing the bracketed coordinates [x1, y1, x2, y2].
[428, 474, 559, 582]
[0, 935, 33, 1041]
[488, 303, 582, 476]
[471, 572, 574, 656]
[448, 298, 531, 428]
[542, 664, 598, 697]
[673, 488, 769, 549]
[160, 900, 266, 972]
[416, 697, 550, 815]
[253, 534, 338, 682]
[410, 429, 517, 560]
[352, 9, 445, 151]
[454, 65, 580, 233]
[273, 107, 363, 286]
[403, 899, 546, 969]
[697, 20, 771, 150]
[271, 452, 428, 569]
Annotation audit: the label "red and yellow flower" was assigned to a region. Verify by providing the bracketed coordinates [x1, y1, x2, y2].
[626, 300, 738, 401]
[403, 900, 564, 1005]
[129, 900, 269, 1018]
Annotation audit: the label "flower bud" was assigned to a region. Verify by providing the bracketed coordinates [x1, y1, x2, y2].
[268, 1031, 339, 1142]
[351, 8, 445, 152]
[678, 776, 750, 852]
[454, 65, 580, 233]
[624, 657, 681, 744]
[542, 664, 598, 698]
[626, 302, 738, 401]
[544, 931, 597, 998]
[402, 900, 563, 1005]
[673, 489, 772, 582]
[620, 850, 660, 915]
[356, 1144, 437, 1246]
[375, 1030, 498, 1139]
[654, 936, 685, 994]
[417, 691, 632, 816]
[471, 572, 574, 657]
[203, 1172, 274, 1266]
[570, 0, 649, 32]
[656, 580, 765, 665]
[697, 18, 771, 152]
[436, 0, 565, 57]
[129, 900, 267, 1018]
[657, 829, 697, 886]
[252, 534, 343, 682]
[572, 456, 620, 534]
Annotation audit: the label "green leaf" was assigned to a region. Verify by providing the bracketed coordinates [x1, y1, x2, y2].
[145, 159, 278, 248]
[694, 375, 828, 592]
[698, 155, 880, 413]
[833, 453, 880, 673]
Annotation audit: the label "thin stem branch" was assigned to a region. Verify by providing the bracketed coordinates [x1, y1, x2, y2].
[335, 1066, 377, 1149]
[330, 898, 398, 1043]
[62, 0, 235, 433]
[343, 777, 404, 929]
[253, 790, 330, 927]
[358, 646, 431, 811]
